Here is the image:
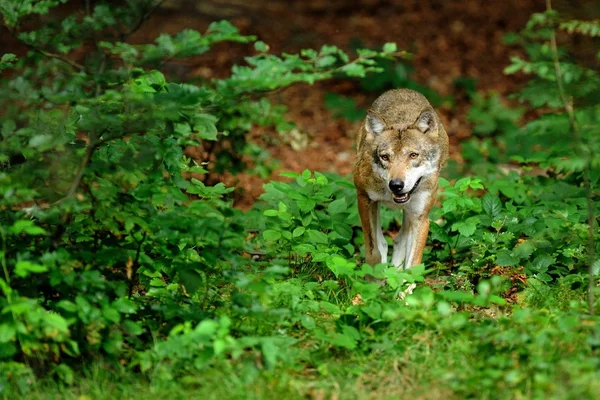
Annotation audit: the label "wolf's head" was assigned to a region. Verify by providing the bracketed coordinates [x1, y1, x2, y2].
[365, 109, 441, 204]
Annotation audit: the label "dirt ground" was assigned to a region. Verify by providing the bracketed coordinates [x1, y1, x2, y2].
[3, 0, 549, 208]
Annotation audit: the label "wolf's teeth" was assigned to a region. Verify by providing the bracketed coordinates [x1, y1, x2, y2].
[393, 193, 410, 203]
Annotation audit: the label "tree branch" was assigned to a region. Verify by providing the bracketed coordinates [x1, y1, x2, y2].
[129, 231, 147, 296]
[122, 0, 166, 41]
[4, 23, 86, 72]
[36, 47, 85, 71]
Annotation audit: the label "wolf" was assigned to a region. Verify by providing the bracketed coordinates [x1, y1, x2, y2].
[354, 89, 449, 278]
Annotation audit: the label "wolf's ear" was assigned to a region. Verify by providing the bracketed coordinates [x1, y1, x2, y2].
[366, 111, 385, 135]
[415, 110, 436, 134]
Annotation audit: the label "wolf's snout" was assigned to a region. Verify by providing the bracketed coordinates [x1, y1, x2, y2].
[388, 179, 405, 194]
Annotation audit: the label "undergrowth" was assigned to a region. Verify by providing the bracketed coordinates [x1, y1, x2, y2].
[0, 1, 599, 399]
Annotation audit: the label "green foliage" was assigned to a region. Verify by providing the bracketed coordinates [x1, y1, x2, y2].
[323, 40, 453, 123]
[430, 175, 592, 284]
[467, 91, 524, 137]
[259, 170, 358, 264]
[457, 7, 599, 287]
[357, 57, 451, 107]
[0, 0, 406, 391]
[323, 92, 365, 122]
[1, 2, 600, 399]
[559, 19, 600, 37]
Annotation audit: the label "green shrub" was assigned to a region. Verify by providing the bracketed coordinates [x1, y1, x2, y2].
[0, 0, 403, 389]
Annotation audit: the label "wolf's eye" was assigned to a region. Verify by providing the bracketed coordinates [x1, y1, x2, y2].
[380, 154, 390, 162]
[409, 152, 419, 159]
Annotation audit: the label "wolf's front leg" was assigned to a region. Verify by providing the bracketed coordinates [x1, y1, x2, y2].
[391, 212, 430, 269]
[375, 212, 388, 265]
[391, 217, 410, 269]
[357, 194, 387, 265]
[405, 215, 430, 268]
[391, 212, 430, 296]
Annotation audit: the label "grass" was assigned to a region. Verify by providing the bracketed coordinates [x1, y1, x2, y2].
[4, 280, 599, 400]
[8, 353, 455, 400]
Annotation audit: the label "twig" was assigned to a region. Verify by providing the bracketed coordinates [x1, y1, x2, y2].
[0, 225, 11, 290]
[546, 0, 596, 315]
[122, 0, 166, 41]
[49, 139, 97, 249]
[3, 0, 85, 71]
[29, 45, 85, 71]
[129, 231, 147, 297]
[66, 142, 97, 199]
[4, 22, 86, 72]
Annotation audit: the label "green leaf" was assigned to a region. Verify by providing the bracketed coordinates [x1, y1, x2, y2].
[529, 254, 555, 273]
[333, 223, 353, 240]
[326, 255, 355, 277]
[537, 272, 552, 283]
[0, 342, 17, 358]
[113, 298, 136, 314]
[482, 193, 502, 218]
[300, 315, 316, 330]
[132, 70, 166, 92]
[306, 229, 328, 244]
[340, 63, 366, 77]
[297, 197, 316, 212]
[194, 319, 219, 337]
[14, 261, 47, 278]
[292, 226, 306, 238]
[0, 53, 17, 72]
[102, 305, 121, 324]
[327, 198, 347, 215]
[382, 42, 398, 53]
[56, 300, 78, 313]
[44, 313, 70, 334]
[513, 241, 535, 260]
[496, 250, 518, 267]
[451, 216, 480, 237]
[279, 171, 299, 178]
[28, 134, 53, 148]
[123, 320, 144, 336]
[54, 364, 75, 385]
[254, 41, 269, 52]
[316, 55, 337, 68]
[0, 324, 16, 343]
[261, 339, 278, 369]
[194, 114, 218, 140]
[263, 229, 282, 241]
[1, 119, 16, 137]
[10, 220, 46, 235]
[178, 268, 204, 294]
[593, 259, 600, 276]
[331, 325, 360, 349]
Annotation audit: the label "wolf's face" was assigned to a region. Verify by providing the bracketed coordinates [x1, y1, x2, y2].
[366, 110, 440, 204]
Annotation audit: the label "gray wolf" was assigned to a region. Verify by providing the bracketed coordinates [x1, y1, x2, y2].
[354, 89, 449, 279]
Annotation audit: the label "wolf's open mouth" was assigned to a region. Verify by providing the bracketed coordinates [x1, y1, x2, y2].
[392, 177, 423, 204]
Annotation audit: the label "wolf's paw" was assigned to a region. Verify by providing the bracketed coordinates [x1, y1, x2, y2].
[399, 282, 417, 303]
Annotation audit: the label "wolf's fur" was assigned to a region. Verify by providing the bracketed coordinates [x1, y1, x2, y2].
[354, 89, 449, 276]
